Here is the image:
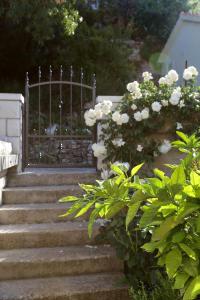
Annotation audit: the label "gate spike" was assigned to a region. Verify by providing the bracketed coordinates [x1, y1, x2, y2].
[92, 73, 96, 88]
[49, 65, 52, 79]
[70, 65, 73, 80]
[60, 65, 63, 80]
[25, 72, 29, 86]
[38, 66, 41, 80]
[81, 67, 84, 80]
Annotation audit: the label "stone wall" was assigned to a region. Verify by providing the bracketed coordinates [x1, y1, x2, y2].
[0, 94, 24, 171]
[28, 138, 94, 167]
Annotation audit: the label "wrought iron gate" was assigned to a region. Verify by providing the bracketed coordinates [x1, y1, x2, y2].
[23, 66, 96, 169]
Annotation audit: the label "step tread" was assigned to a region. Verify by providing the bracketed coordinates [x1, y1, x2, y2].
[0, 203, 71, 211]
[0, 273, 128, 300]
[0, 221, 92, 234]
[3, 185, 82, 191]
[0, 245, 115, 263]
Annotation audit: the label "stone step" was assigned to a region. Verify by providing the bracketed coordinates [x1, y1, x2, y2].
[0, 273, 129, 300]
[7, 169, 97, 187]
[0, 245, 122, 280]
[0, 222, 98, 249]
[0, 203, 86, 224]
[3, 185, 82, 204]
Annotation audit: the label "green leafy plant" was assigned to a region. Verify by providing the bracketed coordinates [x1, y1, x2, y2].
[60, 131, 200, 299]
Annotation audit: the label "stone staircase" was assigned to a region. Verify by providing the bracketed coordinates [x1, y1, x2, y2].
[0, 169, 129, 300]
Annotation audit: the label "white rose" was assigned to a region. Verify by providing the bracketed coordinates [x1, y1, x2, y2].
[159, 77, 167, 85]
[94, 104, 103, 119]
[101, 169, 111, 180]
[134, 111, 142, 122]
[121, 113, 129, 124]
[127, 81, 139, 93]
[137, 144, 143, 152]
[141, 108, 149, 120]
[188, 66, 198, 77]
[132, 89, 142, 100]
[161, 100, 168, 107]
[85, 109, 96, 119]
[100, 100, 113, 115]
[166, 70, 179, 84]
[85, 118, 96, 126]
[112, 138, 125, 147]
[151, 101, 162, 112]
[158, 140, 171, 154]
[131, 103, 137, 111]
[179, 100, 185, 108]
[142, 72, 153, 82]
[176, 122, 183, 130]
[92, 143, 107, 157]
[112, 111, 121, 123]
[183, 69, 193, 81]
[169, 87, 182, 105]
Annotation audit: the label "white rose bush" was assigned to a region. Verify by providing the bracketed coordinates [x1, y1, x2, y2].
[84, 67, 200, 169]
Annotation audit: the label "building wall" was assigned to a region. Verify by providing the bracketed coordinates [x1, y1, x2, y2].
[161, 20, 200, 84]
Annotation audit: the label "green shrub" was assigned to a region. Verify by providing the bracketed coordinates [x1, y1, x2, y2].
[60, 131, 200, 299]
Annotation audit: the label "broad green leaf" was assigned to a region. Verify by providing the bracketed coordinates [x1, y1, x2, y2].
[60, 200, 84, 217]
[170, 165, 186, 186]
[174, 272, 189, 289]
[139, 205, 159, 229]
[157, 255, 166, 266]
[158, 204, 177, 217]
[152, 216, 177, 241]
[131, 163, 144, 177]
[190, 171, 200, 186]
[106, 202, 125, 219]
[183, 276, 200, 300]
[183, 259, 198, 277]
[88, 208, 101, 238]
[75, 201, 95, 218]
[177, 203, 200, 222]
[172, 231, 185, 243]
[179, 243, 197, 260]
[153, 168, 165, 180]
[183, 185, 196, 198]
[126, 201, 141, 230]
[110, 164, 124, 176]
[142, 241, 164, 253]
[176, 131, 189, 143]
[165, 248, 182, 278]
[79, 184, 97, 192]
[59, 196, 78, 203]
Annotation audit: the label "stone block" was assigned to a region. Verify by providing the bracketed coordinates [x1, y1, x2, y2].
[0, 101, 21, 118]
[7, 119, 21, 137]
[0, 119, 6, 136]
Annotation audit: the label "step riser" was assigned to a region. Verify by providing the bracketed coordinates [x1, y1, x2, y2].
[0, 289, 129, 300]
[3, 188, 82, 204]
[0, 208, 88, 224]
[0, 228, 97, 250]
[0, 257, 122, 280]
[7, 173, 96, 187]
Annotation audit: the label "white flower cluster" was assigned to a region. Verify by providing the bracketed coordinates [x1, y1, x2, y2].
[142, 72, 153, 82]
[158, 140, 171, 154]
[92, 143, 107, 158]
[112, 138, 125, 147]
[159, 70, 179, 86]
[127, 81, 142, 100]
[151, 101, 162, 112]
[134, 108, 149, 122]
[112, 111, 129, 125]
[84, 100, 112, 126]
[183, 66, 198, 81]
[169, 87, 182, 105]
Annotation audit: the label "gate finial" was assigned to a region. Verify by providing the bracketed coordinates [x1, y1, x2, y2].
[49, 65, 52, 80]
[25, 72, 29, 86]
[38, 66, 41, 80]
[92, 73, 96, 89]
[60, 65, 63, 80]
[70, 65, 74, 80]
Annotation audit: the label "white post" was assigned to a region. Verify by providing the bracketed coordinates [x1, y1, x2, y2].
[0, 93, 24, 172]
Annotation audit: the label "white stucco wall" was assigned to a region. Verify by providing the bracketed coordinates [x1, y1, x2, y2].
[0, 93, 24, 171]
[160, 15, 200, 84]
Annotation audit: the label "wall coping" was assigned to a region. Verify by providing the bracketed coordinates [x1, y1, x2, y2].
[0, 155, 18, 172]
[96, 96, 122, 104]
[0, 93, 24, 103]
